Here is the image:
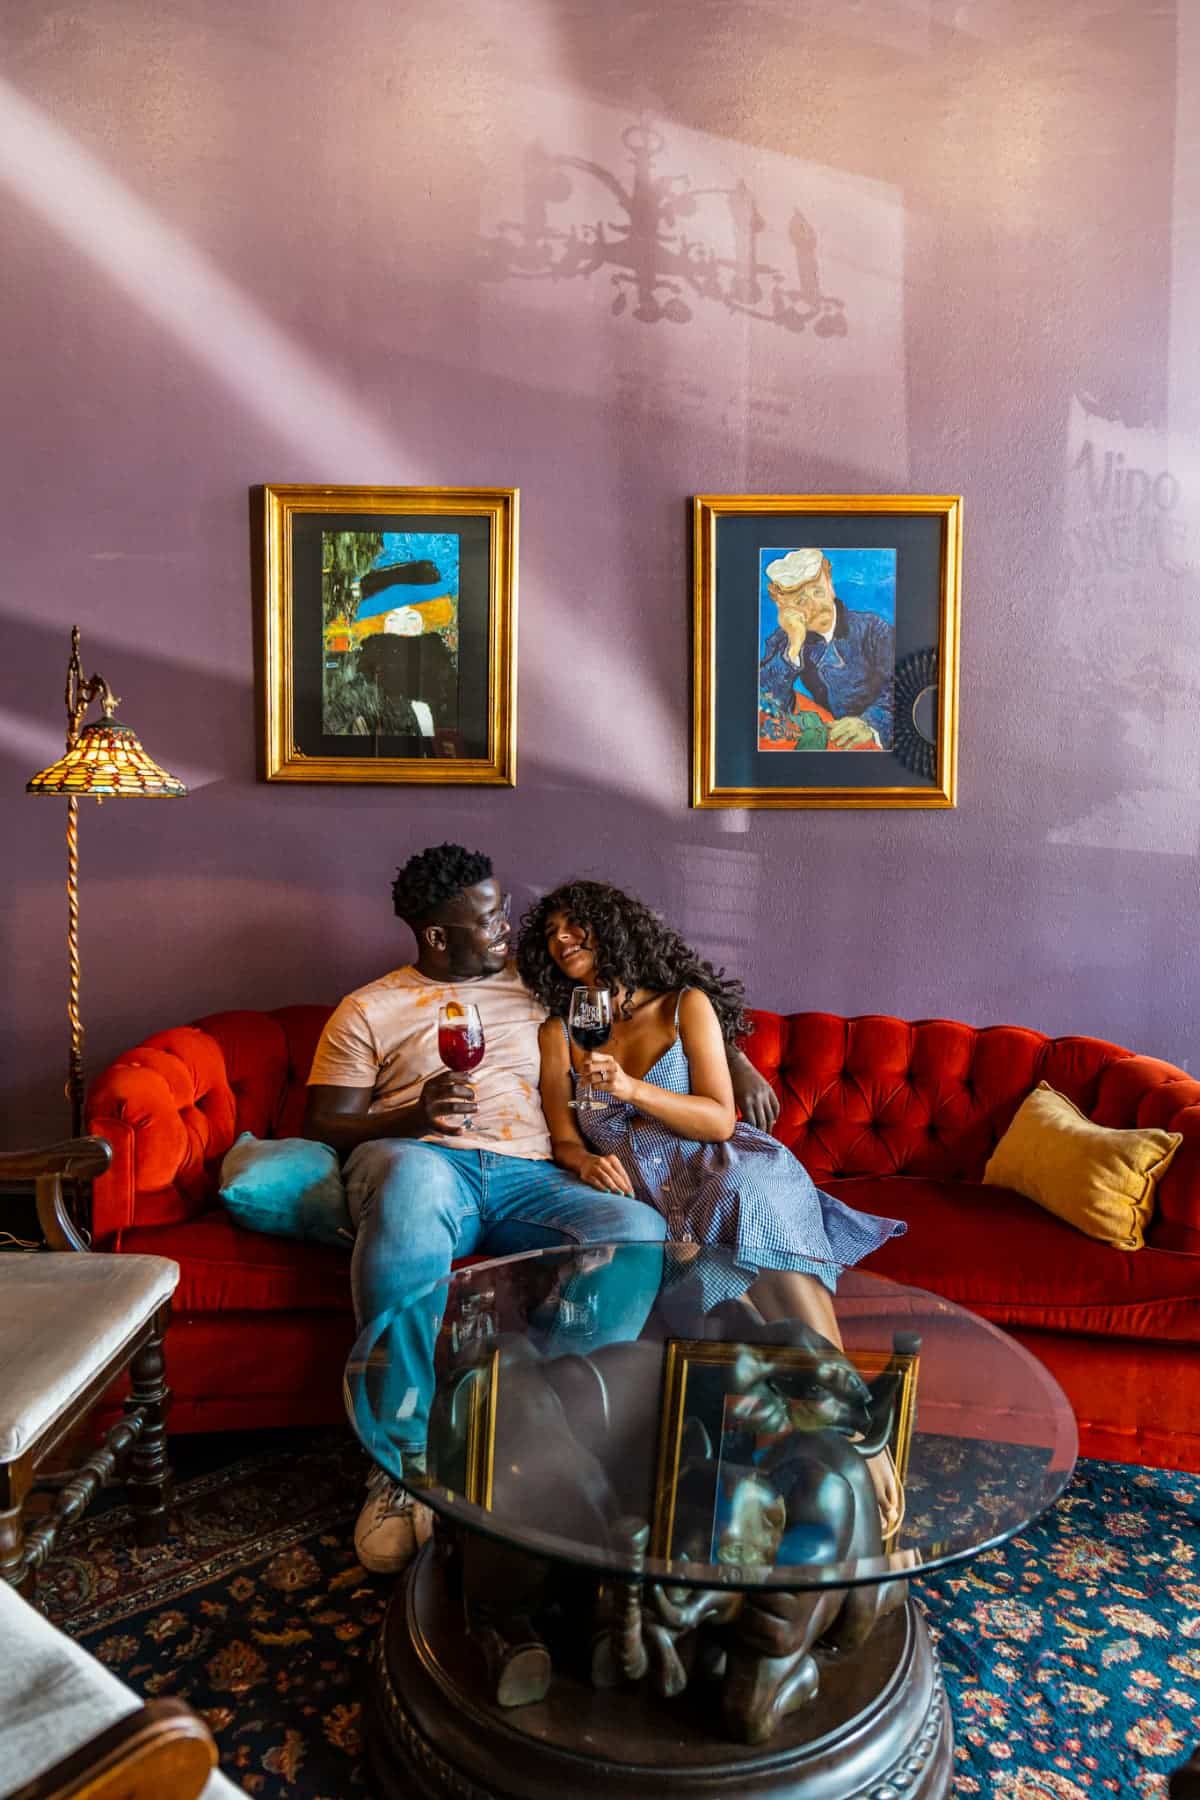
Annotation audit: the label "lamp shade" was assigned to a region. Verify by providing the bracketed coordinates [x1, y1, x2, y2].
[26, 716, 188, 798]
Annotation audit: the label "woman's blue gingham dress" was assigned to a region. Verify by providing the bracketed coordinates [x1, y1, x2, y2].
[566, 1007, 905, 1310]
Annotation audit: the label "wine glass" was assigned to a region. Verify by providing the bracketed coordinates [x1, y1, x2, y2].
[568, 986, 612, 1112]
[438, 1002, 485, 1129]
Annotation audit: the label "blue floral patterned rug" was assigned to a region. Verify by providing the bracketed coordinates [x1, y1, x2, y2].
[37, 1436, 1200, 1798]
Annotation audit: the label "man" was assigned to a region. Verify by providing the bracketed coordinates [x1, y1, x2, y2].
[304, 843, 779, 1574]
[758, 548, 895, 750]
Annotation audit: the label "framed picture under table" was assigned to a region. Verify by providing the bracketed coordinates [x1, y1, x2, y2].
[651, 1337, 919, 1567]
[257, 484, 518, 785]
[692, 494, 962, 808]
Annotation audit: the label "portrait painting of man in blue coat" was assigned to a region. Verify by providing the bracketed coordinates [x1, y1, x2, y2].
[758, 547, 896, 753]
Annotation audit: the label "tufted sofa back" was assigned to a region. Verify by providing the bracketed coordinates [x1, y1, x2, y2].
[86, 1005, 1200, 1247]
[742, 1011, 1200, 1245]
[87, 1007, 335, 1238]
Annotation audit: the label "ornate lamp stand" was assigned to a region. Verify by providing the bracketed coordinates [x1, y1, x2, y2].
[26, 626, 187, 1137]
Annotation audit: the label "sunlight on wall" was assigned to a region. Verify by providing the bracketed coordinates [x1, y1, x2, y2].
[1, 714, 68, 771]
[1043, 0, 1200, 867]
[740, 0, 933, 56]
[1169, 0, 1200, 548]
[516, 542, 681, 807]
[673, 843, 764, 979]
[475, 89, 908, 483]
[0, 76, 405, 475]
[1046, 395, 1200, 857]
[1038, 2, 1200, 860]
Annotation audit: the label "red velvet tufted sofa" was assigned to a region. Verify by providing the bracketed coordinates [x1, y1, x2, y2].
[84, 1007, 1200, 1470]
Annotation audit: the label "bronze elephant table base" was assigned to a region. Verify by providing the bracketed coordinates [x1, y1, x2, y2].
[365, 1527, 953, 1800]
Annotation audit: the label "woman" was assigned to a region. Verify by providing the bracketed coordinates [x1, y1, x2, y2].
[516, 879, 908, 1532]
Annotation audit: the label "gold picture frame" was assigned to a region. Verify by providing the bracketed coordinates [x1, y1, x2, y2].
[692, 493, 962, 808]
[256, 484, 518, 785]
[459, 1345, 500, 1510]
[651, 1338, 919, 1563]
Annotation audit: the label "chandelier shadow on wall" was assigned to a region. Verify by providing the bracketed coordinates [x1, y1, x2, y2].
[479, 122, 849, 337]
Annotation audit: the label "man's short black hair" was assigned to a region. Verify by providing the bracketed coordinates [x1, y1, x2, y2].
[392, 843, 494, 925]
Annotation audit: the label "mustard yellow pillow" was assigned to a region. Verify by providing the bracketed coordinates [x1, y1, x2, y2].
[982, 1080, 1181, 1251]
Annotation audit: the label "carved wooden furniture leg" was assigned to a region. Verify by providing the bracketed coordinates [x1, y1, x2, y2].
[125, 1305, 173, 1548]
[23, 1413, 146, 1582]
[0, 1453, 35, 1596]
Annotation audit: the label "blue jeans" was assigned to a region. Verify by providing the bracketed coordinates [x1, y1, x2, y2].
[345, 1141, 667, 1472]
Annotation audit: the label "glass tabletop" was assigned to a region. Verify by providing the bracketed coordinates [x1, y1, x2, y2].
[345, 1242, 1077, 1592]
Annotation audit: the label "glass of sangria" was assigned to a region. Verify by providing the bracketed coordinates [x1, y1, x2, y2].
[438, 1002, 485, 1129]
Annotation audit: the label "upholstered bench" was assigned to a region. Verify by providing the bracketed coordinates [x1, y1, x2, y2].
[0, 1139, 179, 1594]
[0, 1574, 243, 1798]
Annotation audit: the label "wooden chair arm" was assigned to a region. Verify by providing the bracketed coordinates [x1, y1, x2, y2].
[0, 1139, 112, 1182]
[7, 1698, 218, 1800]
[0, 1139, 110, 1253]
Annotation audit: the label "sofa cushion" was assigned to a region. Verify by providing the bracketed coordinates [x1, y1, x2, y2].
[982, 1081, 1181, 1250]
[0, 1254, 179, 1459]
[829, 1175, 1200, 1343]
[118, 1212, 354, 1315]
[219, 1132, 352, 1249]
[743, 1012, 1200, 1238]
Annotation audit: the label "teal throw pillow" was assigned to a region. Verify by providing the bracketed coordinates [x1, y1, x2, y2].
[218, 1132, 352, 1249]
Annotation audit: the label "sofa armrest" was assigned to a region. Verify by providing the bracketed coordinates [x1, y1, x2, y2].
[85, 1029, 234, 1243]
[1093, 1055, 1200, 1242]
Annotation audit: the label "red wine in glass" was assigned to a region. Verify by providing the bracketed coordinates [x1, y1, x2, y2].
[438, 1003, 484, 1127]
[568, 987, 612, 1110]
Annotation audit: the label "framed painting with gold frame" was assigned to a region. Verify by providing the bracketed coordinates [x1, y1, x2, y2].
[256, 484, 518, 784]
[651, 1338, 919, 1565]
[692, 494, 961, 808]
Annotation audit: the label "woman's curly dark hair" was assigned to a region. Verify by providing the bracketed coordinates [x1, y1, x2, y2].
[516, 880, 749, 1044]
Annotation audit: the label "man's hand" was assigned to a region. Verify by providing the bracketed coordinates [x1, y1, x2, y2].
[776, 604, 810, 664]
[729, 1050, 780, 1131]
[418, 1069, 477, 1134]
[828, 715, 877, 749]
[578, 1152, 635, 1196]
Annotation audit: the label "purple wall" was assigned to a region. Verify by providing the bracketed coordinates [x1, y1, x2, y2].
[3, 0, 1198, 1146]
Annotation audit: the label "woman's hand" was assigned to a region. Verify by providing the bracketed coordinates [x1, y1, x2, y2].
[578, 1152, 635, 1196]
[579, 1051, 636, 1103]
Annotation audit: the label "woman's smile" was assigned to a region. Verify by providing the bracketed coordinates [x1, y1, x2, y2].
[545, 911, 595, 977]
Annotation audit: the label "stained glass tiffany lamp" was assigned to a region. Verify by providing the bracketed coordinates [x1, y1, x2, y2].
[26, 626, 187, 1136]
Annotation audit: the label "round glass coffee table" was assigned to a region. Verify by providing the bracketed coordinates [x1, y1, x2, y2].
[346, 1243, 1077, 1800]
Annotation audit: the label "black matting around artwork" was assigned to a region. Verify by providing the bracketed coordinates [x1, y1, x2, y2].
[713, 512, 943, 792]
[290, 512, 492, 760]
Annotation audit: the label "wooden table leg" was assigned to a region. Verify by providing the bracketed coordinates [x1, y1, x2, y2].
[124, 1306, 173, 1549]
[0, 1454, 35, 1595]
